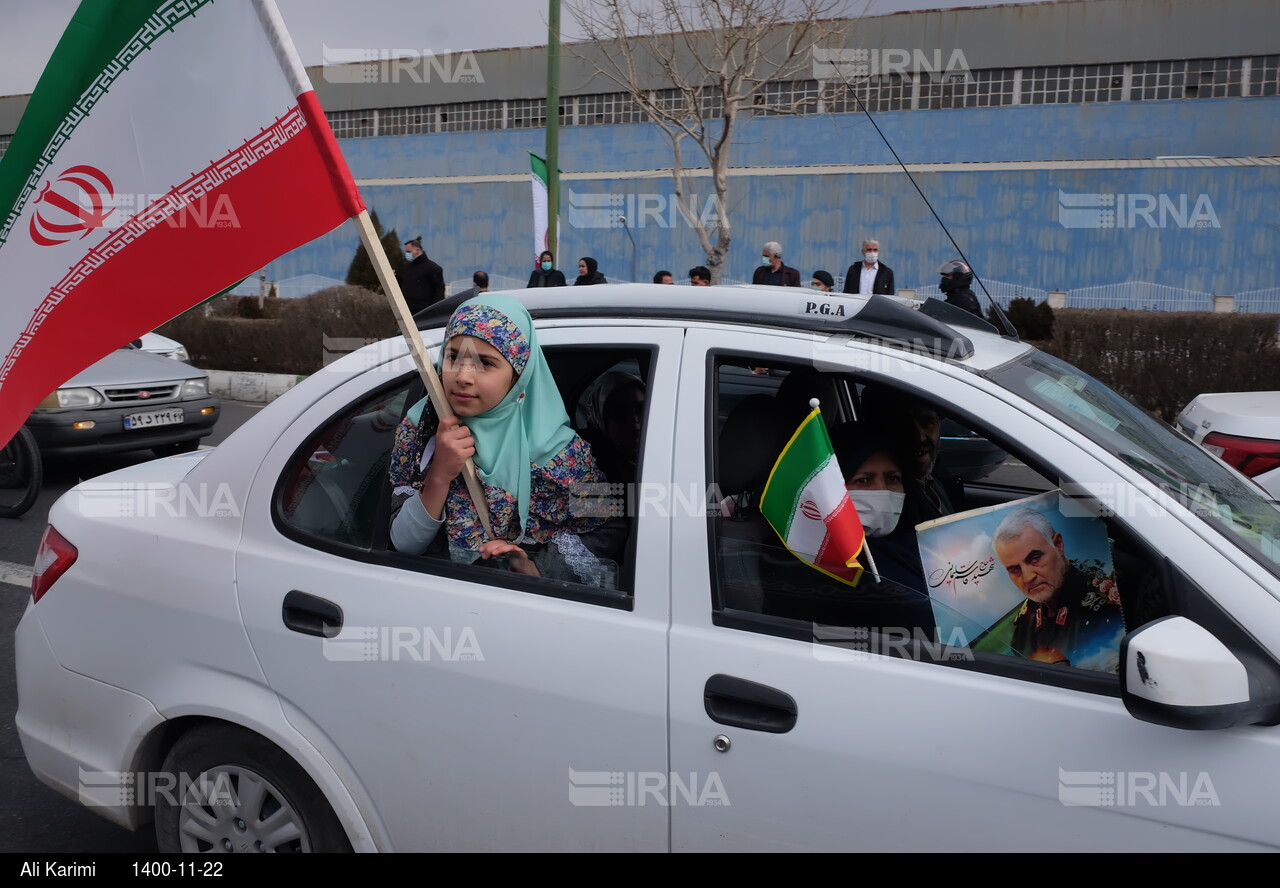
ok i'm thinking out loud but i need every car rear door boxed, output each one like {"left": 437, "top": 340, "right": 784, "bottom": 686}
{"left": 235, "top": 326, "right": 682, "bottom": 851}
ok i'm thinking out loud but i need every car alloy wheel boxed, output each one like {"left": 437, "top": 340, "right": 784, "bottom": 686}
{"left": 155, "top": 724, "right": 350, "bottom": 853}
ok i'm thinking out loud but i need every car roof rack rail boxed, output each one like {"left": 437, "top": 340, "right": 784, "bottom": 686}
{"left": 415, "top": 285, "right": 974, "bottom": 360}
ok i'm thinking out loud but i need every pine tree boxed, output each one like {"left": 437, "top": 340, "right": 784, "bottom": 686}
{"left": 345, "top": 210, "right": 408, "bottom": 294}
{"left": 382, "top": 227, "right": 407, "bottom": 280}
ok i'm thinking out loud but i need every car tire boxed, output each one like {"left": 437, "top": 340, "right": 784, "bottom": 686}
{"left": 152, "top": 439, "right": 200, "bottom": 458}
{"left": 155, "top": 724, "right": 351, "bottom": 853}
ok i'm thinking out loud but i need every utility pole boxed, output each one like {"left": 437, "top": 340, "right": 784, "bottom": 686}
{"left": 546, "top": 0, "right": 561, "bottom": 259}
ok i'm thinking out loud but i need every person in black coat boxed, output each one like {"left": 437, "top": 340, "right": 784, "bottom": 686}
{"left": 938, "top": 259, "right": 982, "bottom": 316}
{"left": 751, "top": 241, "right": 801, "bottom": 287}
{"left": 396, "top": 236, "right": 445, "bottom": 315}
{"left": 574, "top": 257, "right": 607, "bottom": 285}
{"left": 841, "top": 238, "right": 895, "bottom": 295}
{"left": 527, "top": 250, "right": 567, "bottom": 287}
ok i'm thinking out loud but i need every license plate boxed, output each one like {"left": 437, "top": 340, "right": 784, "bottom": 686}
{"left": 123, "top": 408, "right": 184, "bottom": 430}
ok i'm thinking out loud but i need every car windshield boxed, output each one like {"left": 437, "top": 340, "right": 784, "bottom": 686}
{"left": 986, "top": 349, "right": 1280, "bottom": 581}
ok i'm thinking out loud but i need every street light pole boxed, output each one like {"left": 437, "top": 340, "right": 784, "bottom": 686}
{"left": 620, "top": 215, "right": 637, "bottom": 282}
{"left": 546, "top": 0, "right": 561, "bottom": 260}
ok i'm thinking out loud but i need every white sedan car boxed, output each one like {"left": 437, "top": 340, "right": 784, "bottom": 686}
{"left": 1177, "top": 391, "right": 1280, "bottom": 498}
{"left": 16, "top": 286, "right": 1280, "bottom": 852}
{"left": 134, "top": 330, "right": 191, "bottom": 362}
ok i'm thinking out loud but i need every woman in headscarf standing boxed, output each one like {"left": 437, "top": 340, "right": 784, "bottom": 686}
{"left": 574, "top": 256, "right": 607, "bottom": 285}
{"left": 527, "top": 250, "right": 567, "bottom": 287}
{"left": 389, "top": 294, "right": 614, "bottom": 584}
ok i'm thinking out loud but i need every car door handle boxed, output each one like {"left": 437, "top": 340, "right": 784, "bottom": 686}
{"left": 282, "top": 590, "right": 344, "bottom": 638}
{"left": 703, "top": 674, "right": 797, "bottom": 734}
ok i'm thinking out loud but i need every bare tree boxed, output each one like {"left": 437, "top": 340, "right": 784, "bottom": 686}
{"left": 565, "top": 0, "right": 854, "bottom": 283}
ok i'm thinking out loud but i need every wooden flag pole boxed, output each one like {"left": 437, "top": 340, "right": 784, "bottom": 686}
{"left": 352, "top": 210, "right": 494, "bottom": 540}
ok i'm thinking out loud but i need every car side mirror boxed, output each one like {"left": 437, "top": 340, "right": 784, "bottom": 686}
{"left": 1121, "top": 616, "right": 1280, "bottom": 730}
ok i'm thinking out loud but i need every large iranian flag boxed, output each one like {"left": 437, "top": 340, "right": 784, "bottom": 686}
{"left": 0, "top": 0, "right": 364, "bottom": 448}
{"left": 759, "top": 408, "right": 866, "bottom": 586}
{"left": 529, "top": 152, "right": 557, "bottom": 267}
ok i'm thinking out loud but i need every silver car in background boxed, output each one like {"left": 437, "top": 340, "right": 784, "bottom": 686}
{"left": 26, "top": 345, "right": 220, "bottom": 458}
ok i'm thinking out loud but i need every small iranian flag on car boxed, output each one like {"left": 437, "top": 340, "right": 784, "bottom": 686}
{"left": 0, "top": 0, "right": 365, "bottom": 449}
{"left": 759, "top": 406, "right": 867, "bottom": 586}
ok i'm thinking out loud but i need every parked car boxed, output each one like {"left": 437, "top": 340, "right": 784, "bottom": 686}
{"left": 25, "top": 346, "right": 220, "bottom": 458}
{"left": 16, "top": 286, "right": 1280, "bottom": 852}
{"left": 1176, "top": 391, "right": 1280, "bottom": 498}
{"left": 134, "top": 331, "right": 190, "bottom": 363}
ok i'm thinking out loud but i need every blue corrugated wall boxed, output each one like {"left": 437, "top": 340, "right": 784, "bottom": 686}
{"left": 264, "top": 97, "right": 1280, "bottom": 301}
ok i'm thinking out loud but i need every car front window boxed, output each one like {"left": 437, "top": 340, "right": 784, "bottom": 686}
{"left": 987, "top": 350, "right": 1280, "bottom": 580}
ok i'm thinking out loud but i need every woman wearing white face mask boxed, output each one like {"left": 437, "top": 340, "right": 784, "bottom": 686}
{"left": 831, "top": 423, "right": 929, "bottom": 599}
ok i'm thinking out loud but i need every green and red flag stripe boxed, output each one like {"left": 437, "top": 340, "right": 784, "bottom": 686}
{"left": 0, "top": 0, "right": 364, "bottom": 447}
{"left": 759, "top": 407, "right": 867, "bottom": 586}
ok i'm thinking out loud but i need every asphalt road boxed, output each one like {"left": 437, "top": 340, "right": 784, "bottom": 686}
{"left": 0, "top": 402, "right": 260, "bottom": 854}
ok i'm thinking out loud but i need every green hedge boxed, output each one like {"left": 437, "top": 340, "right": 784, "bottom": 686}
{"left": 1039, "top": 310, "right": 1280, "bottom": 423}
{"left": 159, "top": 287, "right": 398, "bottom": 376}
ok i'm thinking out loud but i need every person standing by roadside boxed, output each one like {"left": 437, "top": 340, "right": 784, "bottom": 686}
{"left": 842, "top": 238, "right": 895, "bottom": 296}
{"left": 752, "top": 242, "right": 801, "bottom": 287}
{"left": 574, "top": 257, "right": 607, "bottom": 285}
{"left": 397, "top": 236, "right": 445, "bottom": 315}
{"left": 811, "top": 270, "right": 835, "bottom": 292}
{"left": 653, "top": 270, "right": 674, "bottom": 284}
{"left": 527, "top": 250, "right": 567, "bottom": 288}
{"left": 689, "top": 266, "right": 712, "bottom": 286}
{"left": 451, "top": 270, "right": 490, "bottom": 304}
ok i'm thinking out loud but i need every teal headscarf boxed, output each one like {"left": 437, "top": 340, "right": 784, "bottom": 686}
{"left": 438, "top": 294, "right": 575, "bottom": 532}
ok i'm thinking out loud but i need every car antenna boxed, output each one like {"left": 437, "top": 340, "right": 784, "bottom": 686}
{"left": 833, "top": 74, "right": 1019, "bottom": 339}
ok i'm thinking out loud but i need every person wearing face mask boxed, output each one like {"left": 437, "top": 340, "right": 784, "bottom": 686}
{"left": 830, "top": 422, "right": 928, "bottom": 598}
{"left": 841, "top": 238, "right": 896, "bottom": 296}
{"left": 811, "top": 270, "right": 834, "bottom": 292}
{"left": 397, "top": 236, "right": 446, "bottom": 315}
{"left": 751, "top": 242, "right": 801, "bottom": 287}
{"left": 527, "top": 250, "right": 567, "bottom": 288}
{"left": 938, "top": 259, "right": 982, "bottom": 316}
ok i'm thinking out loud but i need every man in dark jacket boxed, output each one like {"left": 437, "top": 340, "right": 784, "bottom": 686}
{"left": 449, "top": 270, "right": 490, "bottom": 305}
{"left": 396, "top": 236, "right": 445, "bottom": 315}
{"left": 841, "top": 238, "right": 895, "bottom": 295}
{"left": 751, "top": 241, "right": 801, "bottom": 287}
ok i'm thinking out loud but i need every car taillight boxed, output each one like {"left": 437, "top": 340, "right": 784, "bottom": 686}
{"left": 31, "top": 525, "right": 77, "bottom": 603}
{"left": 1202, "top": 432, "right": 1280, "bottom": 479}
